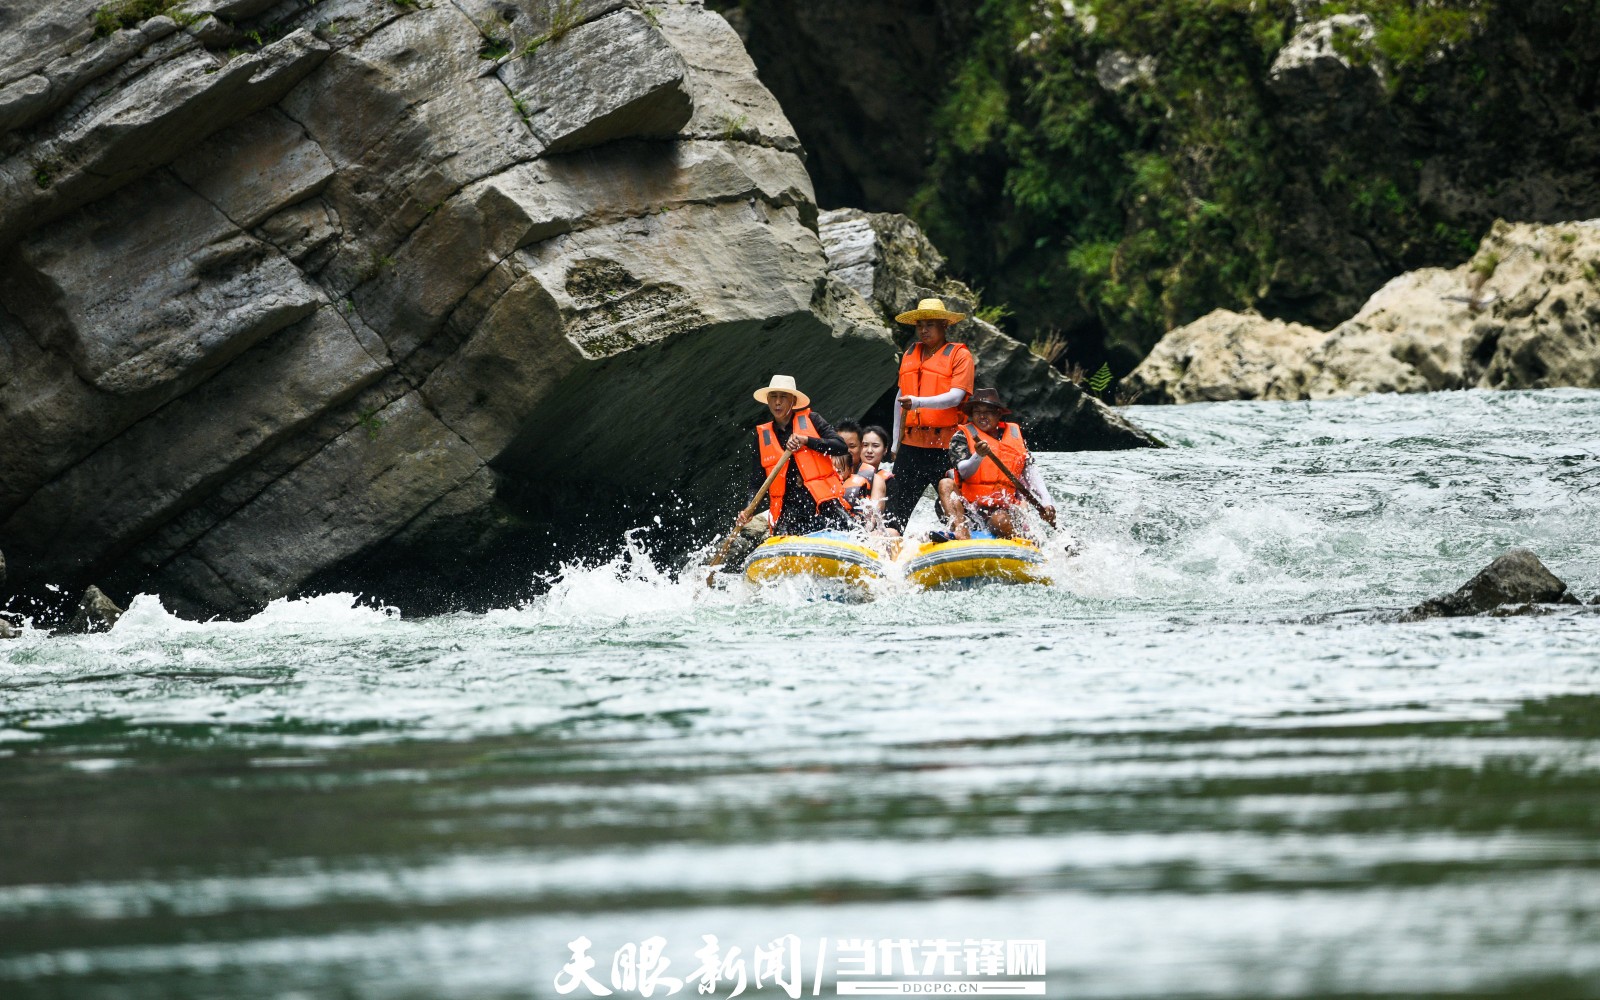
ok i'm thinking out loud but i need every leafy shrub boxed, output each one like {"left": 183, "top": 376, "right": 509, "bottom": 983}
{"left": 906, "top": 0, "right": 1586, "bottom": 367}
{"left": 93, "top": 0, "right": 184, "bottom": 36}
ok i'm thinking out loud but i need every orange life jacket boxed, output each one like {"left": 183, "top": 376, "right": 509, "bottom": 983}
{"left": 897, "top": 341, "right": 972, "bottom": 432}
{"left": 842, "top": 464, "right": 880, "bottom": 506}
{"left": 958, "top": 422, "right": 1029, "bottom": 506}
{"left": 758, "top": 409, "right": 848, "bottom": 523}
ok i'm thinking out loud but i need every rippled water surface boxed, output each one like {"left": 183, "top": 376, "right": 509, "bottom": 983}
{"left": 4, "top": 390, "right": 1600, "bottom": 999}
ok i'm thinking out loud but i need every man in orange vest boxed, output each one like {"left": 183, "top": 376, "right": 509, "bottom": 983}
{"left": 886, "top": 298, "right": 976, "bottom": 531}
{"left": 736, "top": 375, "right": 854, "bottom": 537}
{"left": 937, "top": 388, "right": 1057, "bottom": 540}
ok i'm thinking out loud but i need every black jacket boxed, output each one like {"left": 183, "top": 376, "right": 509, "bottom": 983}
{"left": 748, "top": 411, "right": 849, "bottom": 504}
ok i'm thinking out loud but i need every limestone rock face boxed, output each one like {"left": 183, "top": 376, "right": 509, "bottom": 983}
{"left": 500, "top": 9, "right": 692, "bottom": 154}
{"left": 0, "top": 0, "right": 896, "bottom": 616}
{"left": 819, "top": 208, "right": 1162, "bottom": 451}
{"left": 1269, "top": 15, "right": 1384, "bottom": 107}
{"left": 1128, "top": 220, "right": 1600, "bottom": 403}
{"left": 1405, "top": 548, "right": 1578, "bottom": 620}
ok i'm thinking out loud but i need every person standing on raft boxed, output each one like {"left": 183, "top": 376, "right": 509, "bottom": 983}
{"left": 885, "top": 298, "right": 976, "bottom": 531}
{"left": 737, "top": 375, "right": 854, "bottom": 537}
{"left": 937, "top": 388, "right": 1057, "bottom": 540}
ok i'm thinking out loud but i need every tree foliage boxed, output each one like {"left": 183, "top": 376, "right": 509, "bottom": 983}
{"left": 907, "top": 0, "right": 1595, "bottom": 367}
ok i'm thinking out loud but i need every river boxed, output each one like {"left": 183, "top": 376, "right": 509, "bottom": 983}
{"left": 3, "top": 389, "right": 1599, "bottom": 999}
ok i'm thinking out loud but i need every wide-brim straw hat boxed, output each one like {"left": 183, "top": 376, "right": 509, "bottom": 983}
{"left": 895, "top": 297, "right": 968, "bottom": 325}
{"left": 753, "top": 374, "right": 810, "bottom": 408}
{"left": 964, "top": 387, "right": 1012, "bottom": 416}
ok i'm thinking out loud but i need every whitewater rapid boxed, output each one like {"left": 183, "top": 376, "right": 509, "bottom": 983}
{"left": 3, "top": 389, "right": 1599, "bottom": 999}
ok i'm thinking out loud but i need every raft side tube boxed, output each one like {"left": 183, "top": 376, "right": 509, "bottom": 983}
{"left": 903, "top": 536, "right": 1052, "bottom": 590}
{"left": 745, "top": 531, "right": 886, "bottom": 587}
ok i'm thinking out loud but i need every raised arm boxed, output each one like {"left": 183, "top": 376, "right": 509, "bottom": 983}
{"left": 801, "top": 413, "right": 850, "bottom": 456}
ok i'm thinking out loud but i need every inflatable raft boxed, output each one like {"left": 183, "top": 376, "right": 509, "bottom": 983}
{"left": 744, "top": 531, "right": 885, "bottom": 589}
{"left": 900, "top": 532, "right": 1052, "bottom": 590}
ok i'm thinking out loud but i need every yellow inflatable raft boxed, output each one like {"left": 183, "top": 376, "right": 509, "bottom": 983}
{"left": 901, "top": 534, "right": 1052, "bottom": 590}
{"left": 745, "top": 531, "right": 885, "bottom": 588}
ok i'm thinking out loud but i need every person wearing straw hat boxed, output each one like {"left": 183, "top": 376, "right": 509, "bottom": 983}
{"left": 737, "top": 374, "right": 854, "bottom": 538}
{"left": 885, "top": 298, "right": 976, "bottom": 531}
{"left": 937, "top": 387, "right": 1057, "bottom": 540}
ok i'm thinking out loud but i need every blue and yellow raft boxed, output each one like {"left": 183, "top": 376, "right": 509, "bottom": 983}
{"left": 744, "top": 531, "right": 885, "bottom": 589}
{"left": 744, "top": 530, "right": 1052, "bottom": 591}
{"left": 899, "top": 532, "right": 1052, "bottom": 590}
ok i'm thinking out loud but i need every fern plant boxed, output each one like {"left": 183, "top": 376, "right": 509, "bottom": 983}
{"left": 1087, "top": 362, "right": 1113, "bottom": 394}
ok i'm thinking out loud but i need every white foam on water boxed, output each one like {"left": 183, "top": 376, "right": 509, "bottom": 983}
{"left": 490, "top": 528, "right": 731, "bottom": 627}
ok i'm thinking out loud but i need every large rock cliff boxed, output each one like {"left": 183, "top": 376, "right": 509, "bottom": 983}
{"left": 0, "top": 0, "right": 897, "bottom": 617}
{"left": 1, "top": 0, "right": 1160, "bottom": 619}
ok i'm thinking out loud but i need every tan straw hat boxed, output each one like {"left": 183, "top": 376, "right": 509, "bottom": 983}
{"left": 753, "top": 374, "right": 810, "bottom": 408}
{"left": 895, "top": 297, "right": 967, "bottom": 325}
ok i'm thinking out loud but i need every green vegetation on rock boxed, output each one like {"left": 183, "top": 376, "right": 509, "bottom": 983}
{"left": 93, "top": 0, "right": 196, "bottom": 35}
{"left": 905, "top": 0, "right": 1600, "bottom": 367}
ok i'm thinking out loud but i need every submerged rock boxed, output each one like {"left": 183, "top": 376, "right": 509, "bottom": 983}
{"left": 1404, "top": 548, "right": 1580, "bottom": 620}
{"left": 819, "top": 208, "right": 1162, "bottom": 450}
{"left": 0, "top": 1, "right": 896, "bottom": 616}
{"left": 63, "top": 585, "right": 124, "bottom": 635}
{"left": 1129, "top": 220, "right": 1600, "bottom": 403}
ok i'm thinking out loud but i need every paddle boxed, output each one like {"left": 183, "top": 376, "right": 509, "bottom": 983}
{"left": 705, "top": 451, "right": 792, "bottom": 582}
{"left": 973, "top": 440, "right": 1056, "bottom": 527}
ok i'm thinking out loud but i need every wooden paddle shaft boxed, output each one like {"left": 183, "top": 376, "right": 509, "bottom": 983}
{"left": 707, "top": 450, "right": 792, "bottom": 569}
{"left": 978, "top": 444, "right": 1050, "bottom": 516}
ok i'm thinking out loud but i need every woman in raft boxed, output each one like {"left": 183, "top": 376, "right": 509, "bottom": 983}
{"left": 936, "top": 388, "right": 1057, "bottom": 541}
{"left": 842, "top": 425, "right": 896, "bottom": 535}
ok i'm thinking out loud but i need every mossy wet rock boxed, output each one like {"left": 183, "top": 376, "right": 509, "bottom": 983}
{"left": 819, "top": 208, "right": 1161, "bottom": 451}
{"left": 1129, "top": 221, "right": 1600, "bottom": 403}
{"left": 0, "top": 0, "right": 895, "bottom": 616}
{"left": 1404, "top": 548, "right": 1579, "bottom": 621}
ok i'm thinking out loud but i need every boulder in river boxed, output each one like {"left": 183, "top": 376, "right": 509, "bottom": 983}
{"left": 1121, "top": 310, "right": 1328, "bottom": 405}
{"left": 1404, "top": 548, "right": 1580, "bottom": 621}
{"left": 1127, "top": 219, "right": 1600, "bottom": 403}
{"left": 63, "top": 585, "right": 124, "bottom": 635}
